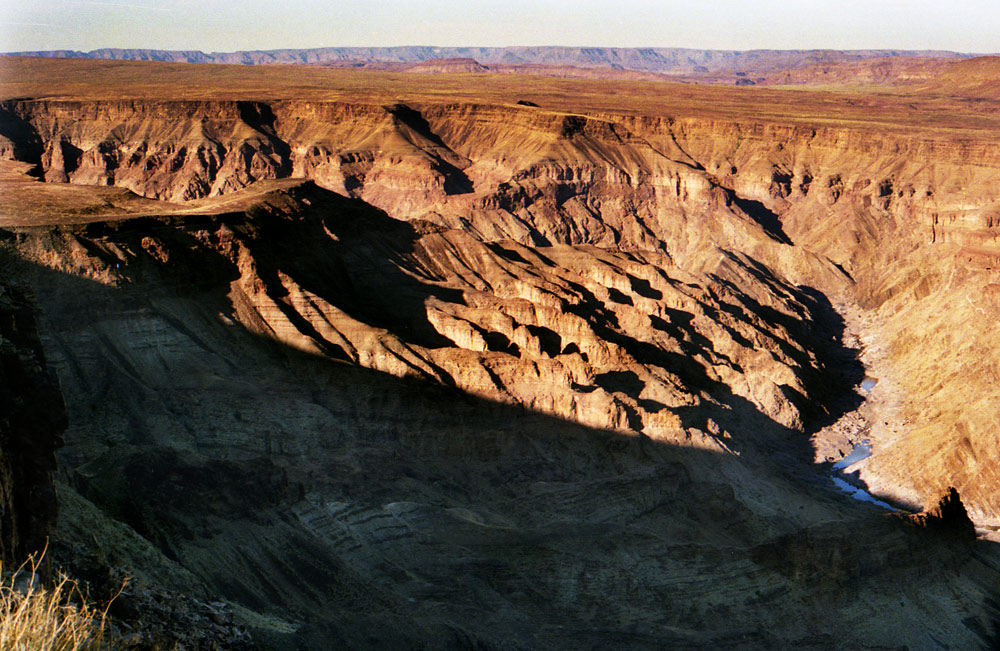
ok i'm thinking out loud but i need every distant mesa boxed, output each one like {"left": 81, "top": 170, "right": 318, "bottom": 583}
{"left": 5, "top": 46, "right": 992, "bottom": 90}
{"left": 401, "top": 58, "right": 490, "bottom": 74}
{"left": 5, "top": 46, "right": 976, "bottom": 83}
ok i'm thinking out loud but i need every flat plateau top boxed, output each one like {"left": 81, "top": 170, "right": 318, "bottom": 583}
{"left": 4, "top": 56, "right": 1000, "bottom": 139}
{"left": 0, "top": 160, "right": 316, "bottom": 227}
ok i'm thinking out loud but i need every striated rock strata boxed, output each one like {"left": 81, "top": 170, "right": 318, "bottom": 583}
{"left": 2, "top": 67, "right": 1000, "bottom": 647}
{"left": 5, "top": 93, "right": 1000, "bottom": 522}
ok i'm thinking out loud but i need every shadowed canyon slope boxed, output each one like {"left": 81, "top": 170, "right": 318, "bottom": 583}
{"left": 2, "top": 57, "right": 1000, "bottom": 648}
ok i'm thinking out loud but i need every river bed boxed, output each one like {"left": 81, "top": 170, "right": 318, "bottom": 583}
{"left": 830, "top": 440, "right": 896, "bottom": 510}
{"left": 811, "top": 365, "right": 896, "bottom": 510}
{"left": 830, "top": 438, "right": 897, "bottom": 511}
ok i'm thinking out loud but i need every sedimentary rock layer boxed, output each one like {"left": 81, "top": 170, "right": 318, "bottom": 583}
{"left": 2, "top": 63, "right": 1000, "bottom": 647}
{"left": 4, "top": 93, "right": 1000, "bottom": 522}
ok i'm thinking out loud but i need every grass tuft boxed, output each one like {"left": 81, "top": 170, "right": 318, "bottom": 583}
{"left": 0, "top": 550, "right": 123, "bottom": 651}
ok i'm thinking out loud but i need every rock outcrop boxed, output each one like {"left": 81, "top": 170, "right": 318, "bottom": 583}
{"left": 6, "top": 88, "right": 1000, "bottom": 522}
{"left": 2, "top": 59, "right": 1000, "bottom": 648}
{"left": 910, "top": 486, "right": 978, "bottom": 541}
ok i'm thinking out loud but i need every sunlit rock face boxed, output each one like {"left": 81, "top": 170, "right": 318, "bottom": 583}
{"left": 2, "top": 60, "right": 1000, "bottom": 648}
{"left": 9, "top": 92, "right": 1000, "bottom": 522}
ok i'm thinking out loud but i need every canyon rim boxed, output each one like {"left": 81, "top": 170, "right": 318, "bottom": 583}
{"left": 1, "top": 38, "right": 1000, "bottom": 650}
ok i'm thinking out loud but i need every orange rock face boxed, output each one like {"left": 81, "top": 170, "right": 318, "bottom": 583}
{"left": 7, "top": 88, "right": 1000, "bottom": 523}
{"left": 2, "top": 58, "right": 1000, "bottom": 648}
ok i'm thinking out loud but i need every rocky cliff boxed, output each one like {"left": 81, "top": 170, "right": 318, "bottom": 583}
{"left": 5, "top": 92, "right": 1000, "bottom": 522}
{"left": 2, "top": 63, "right": 1000, "bottom": 647}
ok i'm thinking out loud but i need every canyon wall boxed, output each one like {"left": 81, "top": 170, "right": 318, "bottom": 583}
{"left": 2, "top": 92, "right": 1000, "bottom": 646}
{"left": 4, "top": 181, "right": 997, "bottom": 648}
{"left": 3, "top": 97, "right": 1000, "bottom": 521}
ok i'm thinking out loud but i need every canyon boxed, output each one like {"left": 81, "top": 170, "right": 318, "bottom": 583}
{"left": 1, "top": 55, "right": 1000, "bottom": 648}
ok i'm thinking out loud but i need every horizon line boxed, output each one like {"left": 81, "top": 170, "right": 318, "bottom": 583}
{"left": 3, "top": 45, "right": 990, "bottom": 57}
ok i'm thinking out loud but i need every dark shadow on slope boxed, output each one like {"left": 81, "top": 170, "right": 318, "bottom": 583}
{"left": 628, "top": 273, "right": 662, "bottom": 300}
{"left": 484, "top": 242, "right": 531, "bottom": 265}
{"left": 557, "top": 267, "right": 854, "bottom": 465}
{"left": 594, "top": 370, "right": 644, "bottom": 396}
{"left": 438, "top": 161, "right": 475, "bottom": 195}
{"left": 57, "top": 141, "right": 83, "bottom": 176}
{"left": 7, "top": 247, "right": 801, "bottom": 648}
{"left": 731, "top": 194, "right": 793, "bottom": 246}
{"left": 606, "top": 286, "right": 633, "bottom": 305}
{"left": 706, "top": 252, "right": 866, "bottom": 433}
{"left": 386, "top": 104, "right": 449, "bottom": 150}
{"left": 236, "top": 101, "right": 293, "bottom": 176}
{"left": 3, "top": 186, "right": 993, "bottom": 651}
{"left": 650, "top": 310, "right": 743, "bottom": 373}
{"left": 386, "top": 103, "right": 473, "bottom": 195}
{"left": 0, "top": 102, "right": 44, "bottom": 165}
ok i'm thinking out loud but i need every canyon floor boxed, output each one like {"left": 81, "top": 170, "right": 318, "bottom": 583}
{"left": 2, "top": 56, "right": 1000, "bottom": 649}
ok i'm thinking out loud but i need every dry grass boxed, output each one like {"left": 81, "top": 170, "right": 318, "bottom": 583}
{"left": 0, "top": 552, "right": 122, "bottom": 651}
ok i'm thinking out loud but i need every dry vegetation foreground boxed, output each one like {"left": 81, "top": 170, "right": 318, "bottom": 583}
{"left": 2, "top": 55, "right": 1000, "bottom": 648}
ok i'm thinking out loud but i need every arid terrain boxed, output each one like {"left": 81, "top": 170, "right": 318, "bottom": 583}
{"left": 7, "top": 46, "right": 975, "bottom": 87}
{"left": 7, "top": 45, "right": 970, "bottom": 73}
{"left": 1, "top": 54, "right": 1000, "bottom": 649}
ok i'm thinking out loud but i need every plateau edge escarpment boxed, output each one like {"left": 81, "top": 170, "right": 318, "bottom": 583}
{"left": 1, "top": 56, "right": 999, "bottom": 648}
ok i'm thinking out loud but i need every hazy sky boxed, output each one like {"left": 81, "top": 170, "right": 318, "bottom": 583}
{"left": 0, "top": 0, "right": 997, "bottom": 54}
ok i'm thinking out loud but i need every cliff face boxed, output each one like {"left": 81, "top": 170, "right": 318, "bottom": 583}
{"left": 9, "top": 97, "right": 1000, "bottom": 266}
{"left": 2, "top": 87, "right": 1000, "bottom": 647}
{"left": 5, "top": 96, "right": 1000, "bottom": 521}
{"left": 0, "top": 280, "right": 65, "bottom": 564}
{"left": 0, "top": 97, "right": 879, "bottom": 281}
{"left": 3, "top": 100, "right": 289, "bottom": 202}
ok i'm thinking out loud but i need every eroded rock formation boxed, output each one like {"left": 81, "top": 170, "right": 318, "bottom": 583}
{"left": 910, "top": 486, "right": 978, "bottom": 541}
{"left": 2, "top": 60, "right": 1000, "bottom": 648}
{"left": 5, "top": 92, "right": 1000, "bottom": 523}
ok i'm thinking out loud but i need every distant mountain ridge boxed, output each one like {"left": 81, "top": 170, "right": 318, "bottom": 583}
{"left": 5, "top": 46, "right": 978, "bottom": 75}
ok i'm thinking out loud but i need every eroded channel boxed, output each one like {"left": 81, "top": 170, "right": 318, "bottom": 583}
{"left": 811, "top": 304, "right": 903, "bottom": 512}
{"left": 830, "top": 440, "right": 895, "bottom": 510}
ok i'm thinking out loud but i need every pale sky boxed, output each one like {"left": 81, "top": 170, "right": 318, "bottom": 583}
{"left": 0, "top": 0, "right": 996, "bottom": 54}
